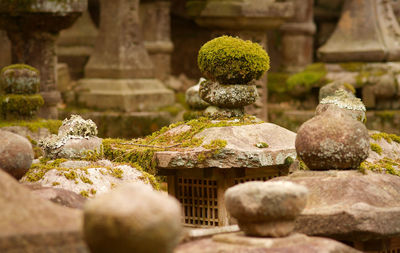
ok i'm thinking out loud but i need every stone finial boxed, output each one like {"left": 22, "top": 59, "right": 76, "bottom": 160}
{"left": 83, "top": 183, "right": 183, "bottom": 253}
{"left": 0, "top": 130, "right": 33, "bottom": 179}
{"left": 316, "top": 89, "right": 366, "bottom": 123}
{"left": 197, "top": 36, "right": 270, "bottom": 118}
{"left": 319, "top": 82, "right": 355, "bottom": 102}
{"left": 296, "top": 109, "right": 369, "bottom": 170}
{"left": 0, "top": 64, "right": 44, "bottom": 120}
{"left": 225, "top": 181, "right": 308, "bottom": 237}
{"left": 39, "top": 115, "right": 101, "bottom": 159}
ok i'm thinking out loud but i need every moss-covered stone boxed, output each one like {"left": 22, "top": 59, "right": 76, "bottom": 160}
{"left": 1, "top": 64, "right": 40, "bottom": 95}
{"left": 0, "top": 94, "right": 44, "bottom": 119}
{"left": 359, "top": 157, "right": 400, "bottom": 176}
{"left": 370, "top": 132, "right": 400, "bottom": 144}
{"left": 286, "top": 63, "right": 327, "bottom": 93}
{"left": 198, "top": 36, "right": 270, "bottom": 84}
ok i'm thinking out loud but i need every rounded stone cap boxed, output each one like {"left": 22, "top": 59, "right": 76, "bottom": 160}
{"left": 225, "top": 181, "right": 308, "bottom": 222}
{"left": 1, "top": 64, "right": 39, "bottom": 94}
{"left": 0, "top": 130, "right": 33, "bottom": 179}
{"left": 296, "top": 109, "right": 369, "bottom": 170}
{"left": 84, "top": 183, "right": 183, "bottom": 253}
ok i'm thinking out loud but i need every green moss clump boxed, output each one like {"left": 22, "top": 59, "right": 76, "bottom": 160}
{"left": 359, "top": 158, "right": 400, "bottom": 176}
{"left": 286, "top": 63, "right": 327, "bottom": 92}
{"left": 0, "top": 94, "right": 44, "bottom": 119}
{"left": 255, "top": 142, "right": 269, "bottom": 148}
{"left": 370, "top": 132, "right": 400, "bottom": 144}
{"left": 52, "top": 182, "right": 60, "bottom": 186}
{"left": 80, "top": 175, "right": 93, "bottom": 184}
{"left": 64, "top": 170, "right": 78, "bottom": 180}
{"left": 109, "top": 168, "right": 123, "bottom": 179}
{"left": 202, "top": 139, "right": 227, "bottom": 150}
{"left": 339, "top": 62, "right": 365, "bottom": 72}
{"left": 343, "top": 83, "right": 356, "bottom": 94}
{"left": 90, "top": 188, "right": 97, "bottom": 195}
{"left": 198, "top": 35, "right": 270, "bottom": 84}
{"left": 80, "top": 190, "right": 89, "bottom": 198}
{"left": 370, "top": 143, "right": 382, "bottom": 155}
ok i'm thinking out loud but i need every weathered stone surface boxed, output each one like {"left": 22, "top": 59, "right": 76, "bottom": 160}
{"left": 0, "top": 64, "right": 39, "bottom": 94}
{"left": 21, "top": 159, "right": 152, "bottom": 198}
{"left": 296, "top": 109, "right": 369, "bottom": 170}
{"left": 204, "top": 106, "right": 245, "bottom": 118}
{"left": 0, "top": 169, "right": 86, "bottom": 252}
{"left": 0, "top": 125, "right": 51, "bottom": 143}
{"left": 199, "top": 80, "right": 258, "bottom": 108}
{"left": 185, "top": 79, "right": 209, "bottom": 110}
{"left": 319, "top": 81, "right": 355, "bottom": 101}
{"left": 39, "top": 115, "right": 102, "bottom": 159}
{"left": 0, "top": 130, "right": 33, "bottom": 179}
{"left": 316, "top": 89, "right": 366, "bottom": 122}
{"left": 84, "top": 183, "right": 182, "bottom": 253}
{"left": 272, "top": 170, "right": 400, "bottom": 242}
{"left": 176, "top": 233, "right": 361, "bottom": 253}
{"left": 156, "top": 122, "right": 296, "bottom": 169}
{"left": 318, "top": 0, "right": 400, "bottom": 62}
{"left": 225, "top": 181, "right": 308, "bottom": 237}
{"left": 25, "top": 184, "right": 86, "bottom": 209}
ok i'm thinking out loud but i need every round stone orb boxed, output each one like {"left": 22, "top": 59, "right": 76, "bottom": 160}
{"left": 225, "top": 181, "right": 308, "bottom": 237}
{"left": 84, "top": 183, "right": 183, "bottom": 253}
{"left": 296, "top": 109, "right": 369, "bottom": 170}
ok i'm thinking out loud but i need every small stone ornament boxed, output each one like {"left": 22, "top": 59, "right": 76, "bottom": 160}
{"left": 197, "top": 36, "right": 270, "bottom": 118}
{"left": 225, "top": 181, "right": 308, "bottom": 237}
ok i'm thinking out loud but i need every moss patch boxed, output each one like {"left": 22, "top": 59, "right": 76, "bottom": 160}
{"left": 370, "top": 132, "right": 400, "bottom": 144}
{"left": 0, "top": 118, "right": 62, "bottom": 134}
{"left": 0, "top": 94, "right": 44, "bottom": 119}
{"left": 286, "top": 63, "right": 327, "bottom": 92}
{"left": 198, "top": 35, "right": 270, "bottom": 84}
{"left": 100, "top": 116, "right": 260, "bottom": 175}
{"left": 370, "top": 143, "right": 382, "bottom": 155}
{"left": 359, "top": 157, "right": 400, "bottom": 176}
{"left": 339, "top": 62, "right": 365, "bottom": 72}
{"left": 1, "top": 64, "right": 39, "bottom": 74}
{"left": 255, "top": 142, "right": 269, "bottom": 148}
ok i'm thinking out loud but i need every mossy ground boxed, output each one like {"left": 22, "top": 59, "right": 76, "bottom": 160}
{"left": 0, "top": 94, "right": 44, "bottom": 119}
{"left": 0, "top": 118, "right": 62, "bottom": 134}
{"left": 286, "top": 63, "right": 328, "bottom": 92}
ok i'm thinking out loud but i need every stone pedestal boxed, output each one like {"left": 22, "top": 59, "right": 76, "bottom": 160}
{"left": 140, "top": 1, "right": 174, "bottom": 81}
{"left": 280, "top": 0, "right": 316, "bottom": 72}
{"left": 0, "top": 1, "right": 87, "bottom": 119}
{"left": 155, "top": 122, "right": 297, "bottom": 227}
{"left": 318, "top": 0, "right": 400, "bottom": 62}
{"left": 187, "top": 0, "right": 294, "bottom": 121}
{"left": 57, "top": 11, "right": 98, "bottom": 80}
{"left": 77, "top": 0, "right": 174, "bottom": 113}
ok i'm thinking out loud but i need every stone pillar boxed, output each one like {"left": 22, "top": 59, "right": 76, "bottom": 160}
{"left": 318, "top": 0, "right": 400, "bottom": 62}
{"left": 186, "top": 0, "right": 294, "bottom": 121}
{"left": 57, "top": 11, "right": 99, "bottom": 80}
{"left": 0, "top": 1, "right": 87, "bottom": 119}
{"left": 140, "top": 1, "right": 174, "bottom": 81}
{"left": 280, "top": 0, "right": 315, "bottom": 72}
{"left": 0, "top": 30, "right": 11, "bottom": 69}
{"left": 77, "top": 0, "right": 174, "bottom": 112}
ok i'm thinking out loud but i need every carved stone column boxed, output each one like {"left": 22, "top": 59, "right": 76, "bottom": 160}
{"left": 77, "top": 0, "right": 174, "bottom": 112}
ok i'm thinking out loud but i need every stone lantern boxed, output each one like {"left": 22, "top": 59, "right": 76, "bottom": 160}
{"left": 0, "top": 0, "right": 87, "bottom": 119}
{"left": 186, "top": 0, "right": 294, "bottom": 121}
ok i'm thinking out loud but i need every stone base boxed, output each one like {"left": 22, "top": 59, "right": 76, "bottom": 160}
{"left": 76, "top": 78, "right": 175, "bottom": 112}
{"left": 239, "top": 220, "right": 295, "bottom": 238}
{"left": 176, "top": 232, "right": 360, "bottom": 252}
{"left": 59, "top": 109, "right": 175, "bottom": 138}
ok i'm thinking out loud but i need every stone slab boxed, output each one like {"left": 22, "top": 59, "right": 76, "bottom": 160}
{"left": 156, "top": 123, "right": 296, "bottom": 169}
{"left": 77, "top": 78, "right": 175, "bottom": 112}
{"left": 176, "top": 232, "right": 360, "bottom": 253}
{"left": 271, "top": 170, "right": 400, "bottom": 241}
{"left": 0, "top": 169, "right": 87, "bottom": 252}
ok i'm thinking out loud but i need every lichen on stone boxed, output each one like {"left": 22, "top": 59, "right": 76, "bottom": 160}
{"left": 320, "top": 89, "right": 366, "bottom": 112}
{"left": 198, "top": 35, "right": 270, "bottom": 84}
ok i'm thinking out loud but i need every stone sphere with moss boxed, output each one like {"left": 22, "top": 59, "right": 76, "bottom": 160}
{"left": 198, "top": 36, "right": 270, "bottom": 84}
